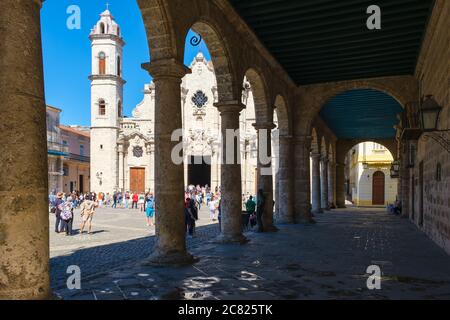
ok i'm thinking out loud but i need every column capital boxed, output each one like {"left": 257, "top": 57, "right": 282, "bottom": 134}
{"left": 279, "top": 135, "right": 293, "bottom": 143}
{"left": 214, "top": 101, "right": 245, "bottom": 114}
{"left": 293, "top": 135, "right": 312, "bottom": 144}
{"left": 311, "top": 152, "right": 321, "bottom": 160}
{"left": 141, "top": 59, "right": 191, "bottom": 80}
{"left": 252, "top": 122, "right": 276, "bottom": 130}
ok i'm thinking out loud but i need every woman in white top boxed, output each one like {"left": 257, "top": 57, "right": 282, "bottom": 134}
{"left": 209, "top": 196, "right": 217, "bottom": 221}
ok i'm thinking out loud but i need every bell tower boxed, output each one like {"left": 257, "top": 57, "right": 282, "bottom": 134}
{"left": 89, "top": 8, "right": 125, "bottom": 192}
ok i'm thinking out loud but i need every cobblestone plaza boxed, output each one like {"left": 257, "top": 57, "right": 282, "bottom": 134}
{"left": 51, "top": 207, "right": 450, "bottom": 300}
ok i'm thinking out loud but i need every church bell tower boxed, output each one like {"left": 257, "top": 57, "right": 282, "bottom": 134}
{"left": 89, "top": 8, "right": 125, "bottom": 193}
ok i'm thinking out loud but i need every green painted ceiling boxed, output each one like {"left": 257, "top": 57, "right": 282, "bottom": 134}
{"left": 229, "top": 0, "right": 435, "bottom": 85}
{"left": 320, "top": 89, "right": 403, "bottom": 139}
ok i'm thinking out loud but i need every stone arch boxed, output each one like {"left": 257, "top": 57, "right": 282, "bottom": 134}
{"left": 184, "top": 20, "right": 237, "bottom": 102}
{"left": 298, "top": 76, "right": 418, "bottom": 136}
{"left": 244, "top": 68, "right": 271, "bottom": 124}
{"left": 337, "top": 139, "right": 397, "bottom": 164}
{"left": 274, "top": 95, "right": 290, "bottom": 136}
{"left": 137, "top": 0, "right": 178, "bottom": 60}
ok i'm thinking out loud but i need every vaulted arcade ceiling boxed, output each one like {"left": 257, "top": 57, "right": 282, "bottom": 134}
{"left": 229, "top": 0, "right": 435, "bottom": 85}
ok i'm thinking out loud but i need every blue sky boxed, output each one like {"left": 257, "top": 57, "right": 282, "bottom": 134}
{"left": 41, "top": 0, "right": 210, "bottom": 126}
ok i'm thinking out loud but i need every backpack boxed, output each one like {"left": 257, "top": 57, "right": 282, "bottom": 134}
{"left": 59, "top": 203, "right": 72, "bottom": 221}
{"left": 146, "top": 197, "right": 154, "bottom": 209}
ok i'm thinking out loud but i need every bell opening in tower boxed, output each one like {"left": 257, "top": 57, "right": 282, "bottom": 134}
{"left": 188, "top": 156, "right": 211, "bottom": 187}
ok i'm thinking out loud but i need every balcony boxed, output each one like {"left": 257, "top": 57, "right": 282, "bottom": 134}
{"left": 47, "top": 140, "right": 69, "bottom": 156}
{"left": 66, "top": 153, "right": 91, "bottom": 163}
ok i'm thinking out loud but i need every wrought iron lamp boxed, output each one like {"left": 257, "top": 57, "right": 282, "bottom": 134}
{"left": 418, "top": 95, "right": 450, "bottom": 153}
{"left": 390, "top": 161, "right": 400, "bottom": 178}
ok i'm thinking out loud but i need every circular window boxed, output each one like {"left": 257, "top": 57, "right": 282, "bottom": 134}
{"left": 191, "top": 90, "right": 208, "bottom": 108}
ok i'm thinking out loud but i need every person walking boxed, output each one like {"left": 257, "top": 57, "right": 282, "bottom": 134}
{"left": 130, "top": 192, "right": 137, "bottom": 209}
{"left": 209, "top": 195, "right": 217, "bottom": 221}
{"left": 80, "top": 195, "right": 98, "bottom": 234}
{"left": 138, "top": 193, "right": 145, "bottom": 212}
{"left": 112, "top": 191, "right": 118, "bottom": 209}
{"left": 184, "top": 198, "right": 195, "bottom": 238}
{"left": 256, "top": 189, "right": 265, "bottom": 232}
{"left": 53, "top": 192, "right": 64, "bottom": 233}
{"left": 59, "top": 196, "right": 74, "bottom": 236}
{"left": 189, "top": 196, "right": 198, "bottom": 235}
{"left": 246, "top": 195, "right": 257, "bottom": 229}
{"left": 145, "top": 193, "right": 155, "bottom": 226}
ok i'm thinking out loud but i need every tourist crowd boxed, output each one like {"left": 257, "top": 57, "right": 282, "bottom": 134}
{"left": 49, "top": 185, "right": 266, "bottom": 238}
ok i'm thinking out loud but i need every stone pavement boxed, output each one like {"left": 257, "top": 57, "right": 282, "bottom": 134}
{"left": 53, "top": 207, "right": 450, "bottom": 300}
{"left": 50, "top": 205, "right": 220, "bottom": 288}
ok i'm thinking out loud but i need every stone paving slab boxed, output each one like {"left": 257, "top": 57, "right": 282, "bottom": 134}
{"left": 54, "top": 208, "right": 450, "bottom": 300}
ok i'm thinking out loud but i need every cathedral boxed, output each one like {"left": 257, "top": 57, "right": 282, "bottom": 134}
{"left": 89, "top": 9, "right": 270, "bottom": 195}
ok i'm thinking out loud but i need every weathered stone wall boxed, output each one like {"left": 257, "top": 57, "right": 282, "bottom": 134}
{"left": 412, "top": 0, "right": 450, "bottom": 254}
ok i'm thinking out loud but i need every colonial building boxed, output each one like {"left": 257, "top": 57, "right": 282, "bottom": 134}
{"left": 46, "top": 106, "right": 66, "bottom": 193}
{"left": 89, "top": 10, "right": 263, "bottom": 195}
{"left": 345, "top": 142, "right": 397, "bottom": 206}
{"left": 60, "top": 126, "right": 91, "bottom": 194}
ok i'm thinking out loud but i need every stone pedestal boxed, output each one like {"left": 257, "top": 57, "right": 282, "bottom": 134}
{"left": 0, "top": 0, "right": 51, "bottom": 299}
{"left": 336, "top": 162, "right": 346, "bottom": 208}
{"left": 311, "top": 153, "right": 323, "bottom": 213}
{"left": 142, "top": 59, "right": 196, "bottom": 265}
{"left": 320, "top": 158, "right": 330, "bottom": 210}
{"left": 215, "top": 102, "right": 248, "bottom": 244}
{"left": 277, "top": 136, "right": 295, "bottom": 223}
{"left": 254, "top": 122, "right": 278, "bottom": 232}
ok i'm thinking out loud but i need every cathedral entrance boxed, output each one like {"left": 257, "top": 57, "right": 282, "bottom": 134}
{"left": 130, "top": 168, "right": 145, "bottom": 193}
{"left": 188, "top": 156, "right": 211, "bottom": 187}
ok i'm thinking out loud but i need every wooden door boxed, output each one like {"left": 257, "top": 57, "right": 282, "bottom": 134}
{"left": 372, "top": 171, "right": 385, "bottom": 205}
{"left": 130, "top": 168, "right": 145, "bottom": 193}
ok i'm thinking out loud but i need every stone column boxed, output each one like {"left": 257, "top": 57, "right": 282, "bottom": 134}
{"left": 293, "top": 136, "right": 315, "bottom": 223}
{"left": 399, "top": 142, "right": 410, "bottom": 218}
{"left": 142, "top": 59, "right": 195, "bottom": 265}
{"left": 311, "top": 153, "right": 323, "bottom": 214}
{"left": 0, "top": 0, "right": 51, "bottom": 299}
{"left": 328, "top": 161, "right": 336, "bottom": 208}
{"left": 320, "top": 157, "right": 330, "bottom": 210}
{"left": 277, "top": 136, "right": 295, "bottom": 223}
{"left": 254, "top": 122, "right": 278, "bottom": 232}
{"left": 336, "top": 162, "right": 346, "bottom": 208}
{"left": 215, "top": 102, "right": 247, "bottom": 243}
{"left": 118, "top": 145, "right": 124, "bottom": 192}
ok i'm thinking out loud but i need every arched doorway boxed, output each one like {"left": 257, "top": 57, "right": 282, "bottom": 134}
{"left": 372, "top": 171, "right": 385, "bottom": 205}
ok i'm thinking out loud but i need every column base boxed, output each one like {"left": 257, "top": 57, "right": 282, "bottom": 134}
{"left": 143, "top": 250, "right": 198, "bottom": 267}
{"left": 214, "top": 233, "right": 249, "bottom": 244}
{"left": 263, "top": 225, "right": 279, "bottom": 232}
{"left": 337, "top": 205, "right": 346, "bottom": 209}
{"left": 276, "top": 216, "right": 295, "bottom": 224}
{"left": 311, "top": 209, "right": 323, "bottom": 214}
{"left": 0, "top": 287, "right": 53, "bottom": 300}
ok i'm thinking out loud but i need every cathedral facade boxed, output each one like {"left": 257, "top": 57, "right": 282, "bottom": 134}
{"left": 89, "top": 10, "right": 266, "bottom": 195}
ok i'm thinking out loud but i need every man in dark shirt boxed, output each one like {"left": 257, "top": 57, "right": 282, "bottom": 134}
{"left": 256, "top": 189, "right": 265, "bottom": 232}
